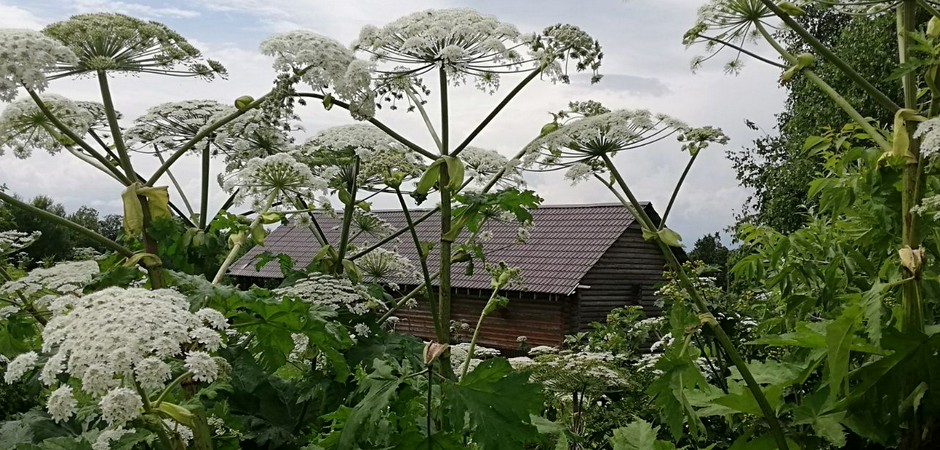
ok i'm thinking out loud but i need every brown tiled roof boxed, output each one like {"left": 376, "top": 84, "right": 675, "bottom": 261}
{"left": 229, "top": 203, "right": 651, "bottom": 295}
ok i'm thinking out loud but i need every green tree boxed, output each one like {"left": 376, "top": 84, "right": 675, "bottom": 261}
{"left": 6, "top": 195, "right": 73, "bottom": 264}
{"left": 729, "top": 7, "right": 900, "bottom": 233}
{"left": 688, "top": 232, "right": 730, "bottom": 288}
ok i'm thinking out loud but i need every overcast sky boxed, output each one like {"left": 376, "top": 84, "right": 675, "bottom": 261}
{"left": 0, "top": 0, "right": 787, "bottom": 247}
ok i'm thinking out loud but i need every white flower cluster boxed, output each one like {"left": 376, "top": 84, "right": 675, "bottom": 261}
{"left": 2, "top": 287, "right": 228, "bottom": 430}
{"left": 0, "top": 230, "right": 40, "bottom": 256}
{"left": 0, "top": 94, "right": 94, "bottom": 158}
{"left": 525, "top": 350, "right": 630, "bottom": 392}
{"left": 126, "top": 99, "right": 235, "bottom": 151}
{"left": 356, "top": 247, "right": 417, "bottom": 283}
{"left": 356, "top": 9, "right": 525, "bottom": 92}
{"left": 222, "top": 152, "right": 330, "bottom": 210}
{"left": 912, "top": 194, "right": 940, "bottom": 221}
{"left": 350, "top": 210, "right": 394, "bottom": 238}
{"left": 0, "top": 29, "right": 77, "bottom": 102}
{"left": 449, "top": 342, "right": 501, "bottom": 375}
{"left": 274, "top": 273, "right": 384, "bottom": 315}
{"left": 0, "top": 260, "right": 99, "bottom": 297}
{"left": 301, "top": 124, "right": 425, "bottom": 187}
{"left": 916, "top": 117, "right": 940, "bottom": 159}
{"left": 260, "top": 31, "right": 376, "bottom": 119}
{"left": 460, "top": 147, "right": 523, "bottom": 188}
{"left": 523, "top": 109, "right": 690, "bottom": 180}
{"left": 685, "top": 0, "right": 776, "bottom": 74}
{"left": 208, "top": 109, "right": 299, "bottom": 171}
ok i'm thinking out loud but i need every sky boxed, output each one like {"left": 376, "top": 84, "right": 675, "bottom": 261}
{"left": 0, "top": 0, "right": 787, "bottom": 247}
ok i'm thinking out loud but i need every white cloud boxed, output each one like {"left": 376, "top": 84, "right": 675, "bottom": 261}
{"left": 0, "top": 3, "right": 45, "bottom": 28}
{"left": 71, "top": 0, "right": 201, "bottom": 19}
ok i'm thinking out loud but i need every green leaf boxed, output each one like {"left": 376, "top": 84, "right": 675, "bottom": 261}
{"left": 442, "top": 155, "right": 465, "bottom": 190}
{"left": 338, "top": 360, "right": 407, "bottom": 449}
{"left": 826, "top": 305, "right": 862, "bottom": 399}
{"left": 155, "top": 402, "right": 195, "bottom": 428}
{"left": 412, "top": 158, "right": 446, "bottom": 203}
{"left": 445, "top": 359, "right": 543, "bottom": 450}
{"left": 610, "top": 419, "right": 664, "bottom": 450}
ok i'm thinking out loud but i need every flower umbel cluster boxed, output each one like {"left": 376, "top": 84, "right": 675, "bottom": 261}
{"left": 355, "top": 247, "right": 418, "bottom": 283}
{"left": 0, "top": 230, "right": 41, "bottom": 256}
{"left": 0, "top": 29, "right": 77, "bottom": 102}
{"left": 0, "top": 94, "right": 94, "bottom": 158}
{"left": 274, "top": 273, "right": 385, "bottom": 315}
{"left": 125, "top": 99, "right": 235, "bottom": 152}
{"left": 2, "top": 287, "right": 228, "bottom": 429}
{"left": 300, "top": 124, "right": 425, "bottom": 189}
{"left": 222, "top": 152, "right": 330, "bottom": 210}
{"left": 460, "top": 147, "right": 523, "bottom": 188}
{"left": 355, "top": 8, "right": 524, "bottom": 91}
{"left": 524, "top": 108, "right": 692, "bottom": 182}
{"left": 0, "top": 260, "right": 99, "bottom": 297}
{"left": 42, "top": 13, "right": 225, "bottom": 78}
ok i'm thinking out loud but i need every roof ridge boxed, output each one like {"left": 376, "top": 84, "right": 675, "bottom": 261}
{"left": 335, "top": 202, "right": 650, "bottom": 213}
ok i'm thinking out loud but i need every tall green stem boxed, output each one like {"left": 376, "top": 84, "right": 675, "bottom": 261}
{"left": 396, "top": 187, "right": 445, "bottom": 341}
{"left": 200, "top": 141, "right": 211, "bottom": 229}
{"left": 0, "top": 191, "right": 133, "bottom": 258}
{"left": 336, "top": 157, "right": 360, "bottom": 267}
{"left": 460, "top": 289, "right": 500, "bottom": 378}
{"left": 660, "top": 152, "right": 699, "bottom": 229}
{"left": 438, "top": 68, "right": 455, "bottom": 380}
{"left": 898, "top": 0, "right": 926, "bottom": 334}
{"left": 600, "top": 154, "right": 789, "bottom": 450}
{"left": 213, "top": 191, "right": 277, "bottom": 284}
{"left": 759, "top": 0, "right": 901, "bottom": 114}
{"left": 96, "top": 70, "right": 136, "bottom": 181}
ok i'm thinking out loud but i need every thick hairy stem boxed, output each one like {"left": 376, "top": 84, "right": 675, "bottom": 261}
{"left": 336, "top": 157, "right": 360, "bottom": 268}
{"left": 295, "top": 93, "right": 437, "bottom": 160}
{"left": 200, "top": 141, "right": 211, "bottom": 229}
{"left": 396, "top": 187, "right": 444, "bottom": 340}
{"left": 899, "top": 0, "right": 926, "bottom": 332}
{"left": 0, "top": 191, "right": 133, "bottom": 257}
{"left": 97, "top": 71, "right": 136, "bottom": 181}
{"left": 451, "top": 66, "right": 543, "bottom": 158}
{"left": 600, "top": 154, "right": 789, "bottom": 450}
{"left": 213, "top": 191, "right": 277, "bottom": 284}
{"left": 758, "top": 0, "right": 900, "bottom": 114}
{"left": 460, "top": 289, "right": 500, "bottom": 378}
{"left": 138, "top": 195, "right": 166, "bottom": 289}
{"left": 754, "top": 22, "right": 891, "bottom": 151}
{"left": 25, "top": 89, "right": 130, "bottom": 185}
{"left": 660, "top": 152, "right": 699, "bottom": 230}
{"left": 438, "top": 68, "right": 455, "bottom": 380}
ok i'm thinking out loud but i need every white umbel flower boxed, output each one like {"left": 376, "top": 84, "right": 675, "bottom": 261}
{"left": 222, "top": 152, "right": 329, "bottom": 209}
{"left": 32, "top": 287, "right": 224, "bottom": 397}
{"left": 195, "top": 308, "right": 229, "bottom": 330}
{"left": 3, "top": 351, "right": 38, "bottom": 384}
{"left": 92, "top": 427, "right": 134, "bottom": 450}
{"left": 99, "top": 387, "right": 143, "bottom": 426}
{"left": 46, "top": 384, "right": 78, "bottom": 423}
{"left": 125, "top": 99, "right": 234, "bottom": 151}
{"left": 184, "top": 351, "right": 218, "bottom": 383}
{"left": 916, "top": 117, "right": 940, "bottom": 159}
{"left": 0, "top": 230, "right": 41, "bottom": 256}
{"left": 354, "top": 9, "right": 523, "bottom": 89}
{"left": 356, "top": 247, "right": 417, "bottom": 283}
{"left": 0, "top": 29, "right": 78, "bottom": 102}
{"left": 0, "top": 260, "right": 98, "bottom": 296}
{"left": 460, "top": 146, "right": 523, "bottom": 188}
{"left": 301, "top": 124, "right": 425, "bottom": 188}
{"left": 274, "top": 273, "right": 383, "bottom": 316}
{"left": 0, "top": 94, "right": 95, "bottom": 158}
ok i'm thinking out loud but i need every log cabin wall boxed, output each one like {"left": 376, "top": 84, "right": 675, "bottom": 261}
{"left": 574, "top": 221, "right": 667, "bottom": 332}
{"left": 393, "top": 287, "right": 567, "bottom": 351}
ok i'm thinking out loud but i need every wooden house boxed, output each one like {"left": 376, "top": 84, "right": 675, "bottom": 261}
{"left": 229, "top": 203, "right": 667, "bottom": 352}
